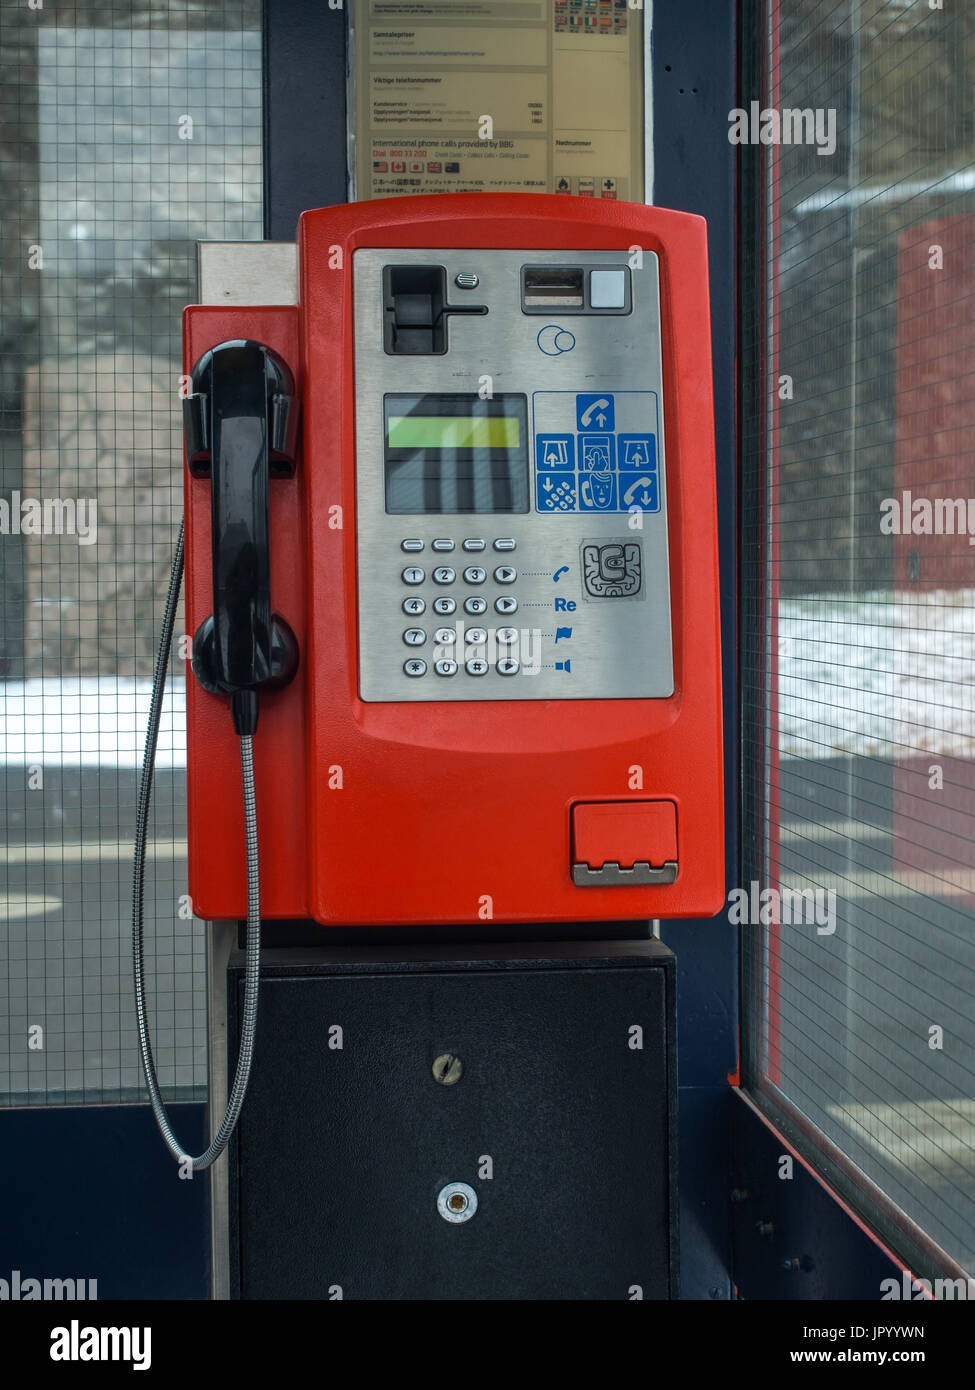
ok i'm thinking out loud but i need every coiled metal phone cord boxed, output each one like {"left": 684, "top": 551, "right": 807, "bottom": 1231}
{"left": 132, "top": 520, "right": 262, "bottom": 1171}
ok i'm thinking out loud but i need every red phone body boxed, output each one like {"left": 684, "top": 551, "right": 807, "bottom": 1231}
{"left": 184, "top": 194, "right": 723, "bottom": 926}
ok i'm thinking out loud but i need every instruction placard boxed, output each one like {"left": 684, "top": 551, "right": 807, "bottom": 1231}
{"left": 351, "top": 1, "right": 645, "bottom": 201}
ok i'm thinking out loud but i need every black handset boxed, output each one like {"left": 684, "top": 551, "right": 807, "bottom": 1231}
{"left": 183, "top": 340, "right": 299, "bottom": 734}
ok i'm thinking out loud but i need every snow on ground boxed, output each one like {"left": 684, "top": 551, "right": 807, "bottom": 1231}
{"left": 0, "top": 590, "right": 972, "bottom": 765}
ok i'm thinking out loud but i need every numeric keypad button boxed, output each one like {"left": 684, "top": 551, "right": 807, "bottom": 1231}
{"left": 404, "top": 659, "right": 427, "bottom": 677}
{"left": 434, "top": 659, "right": 458, "bottom": 677}
{"left": 433, "top": 566, "right": 456, "bottom": 585}
{"left": 465, "top": 627, "right": 488, "bottom": 645}
{"left": 402, "top": 597, "right": 426, "bottom": 616}
{"left": 403, "top": 628, "right": 426, "bottom": 647}
{"left": 434, "top": 628, "right": 457, "bottom": 645}
{"left": 465, "top": 657, "right": 489, "bottom": 676}
{"left": 463, "top": 566, "right": 486, "bottom": 584}
{"left": 464, "top": 596, "right": 487, "bottom": 615}
{"left": 433, "top": 596, "right": 456, "bottom": 616}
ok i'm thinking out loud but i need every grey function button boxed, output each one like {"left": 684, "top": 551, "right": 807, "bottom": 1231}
{"left": 401, "top": 539, "right": 424, "bottom": 552}
{"left": 493, "top": 538, "right": 516, "bottom": 551}
{"left": 462, "top": 538, "right": 486, "bottom": 552}
{"left": 497, "top": 658, "right": 520, "bottom": 676}
{"left": 495, "top": 596, "right": 518, "bottom": 615}
{"left": 432, "top": 538, "right": 455, "bottom": 552}
{"left": 494, "top": 565, "right": 517, "bottom": 584}
{"left": 497, "top": 627, "right": 518, "bottom": 644}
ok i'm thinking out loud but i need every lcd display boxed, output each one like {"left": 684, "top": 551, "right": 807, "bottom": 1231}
{"left": 384, "top": 393, "right": 529, "bottom": 514}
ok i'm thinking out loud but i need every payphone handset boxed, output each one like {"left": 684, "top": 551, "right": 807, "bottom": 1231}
{"left": 181, "top": 194, "right": 723, "bottom": 927}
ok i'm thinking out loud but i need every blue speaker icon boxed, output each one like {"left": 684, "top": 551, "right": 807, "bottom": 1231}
{"left": 555, "top": 660, "right": 571, "bottom": 673}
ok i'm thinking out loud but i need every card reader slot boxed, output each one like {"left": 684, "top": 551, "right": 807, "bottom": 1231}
{"left": 522, "top": 266, "right": 585, "bottom": 309}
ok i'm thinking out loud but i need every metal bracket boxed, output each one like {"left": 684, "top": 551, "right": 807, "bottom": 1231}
{"left": 571, "top": 860, "right": 678, "bottom": 887}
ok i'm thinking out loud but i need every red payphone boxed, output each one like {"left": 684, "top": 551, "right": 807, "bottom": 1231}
{"left": 133, "top": 194, "right": 723, "bottom": 1170}
{"left": 182, "top": 193, "right": 724, "bottom": 926}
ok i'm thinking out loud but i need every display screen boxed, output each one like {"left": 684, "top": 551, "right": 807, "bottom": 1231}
{"left": 384, "top": 393, "right": 529, "bottom": 514}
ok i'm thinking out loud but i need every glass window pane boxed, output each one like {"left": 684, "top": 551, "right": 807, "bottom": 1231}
{"left": 0, "top": 1, "right": 262, "bottom": 1105}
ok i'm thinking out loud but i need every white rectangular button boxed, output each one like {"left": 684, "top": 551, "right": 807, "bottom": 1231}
{"left": 589, "top": 269, "right": 626, "bottom": 310}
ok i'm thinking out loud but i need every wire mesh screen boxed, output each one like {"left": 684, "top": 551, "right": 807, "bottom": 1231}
{"left": 741, "top": 0, "right": 975, "bottom": 1275}
{"left": 0, "top": 0, "right": 262, "bottom": 1104}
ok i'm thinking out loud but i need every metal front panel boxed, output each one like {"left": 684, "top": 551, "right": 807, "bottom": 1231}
{"left": 353, "top": 247, "right": 673, "bottom": 702}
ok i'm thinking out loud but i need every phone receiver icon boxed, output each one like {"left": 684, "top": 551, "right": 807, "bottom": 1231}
{"left": 552, "top": 565, "right": 570, "bottom": 582}
{"left": 579, "top": 397, "right": 611, "bottom": 428}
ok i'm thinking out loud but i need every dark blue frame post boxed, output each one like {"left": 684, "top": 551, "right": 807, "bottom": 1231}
{"left": 263, "top": 0, "right": 348, "bottom": 239}
{"left": 653, "top": 2, "right": 740, "bottom": 1301}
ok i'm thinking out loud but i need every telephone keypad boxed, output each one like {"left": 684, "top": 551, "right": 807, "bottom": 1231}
{"left": 397, "top": 538, "right": 523, "bottom": 682}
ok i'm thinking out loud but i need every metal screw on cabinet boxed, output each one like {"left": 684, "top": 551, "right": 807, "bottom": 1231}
{"left": 432, "top": 1053, "right": 463, "bottom": 1085}
{"left": 438, "top": 1182, "right": 478, "bottom": 1223}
